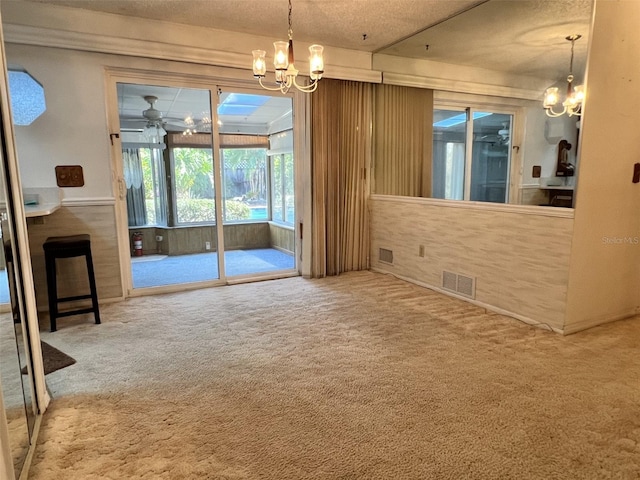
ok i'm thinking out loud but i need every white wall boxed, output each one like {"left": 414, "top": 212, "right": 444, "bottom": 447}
{"left": 370, "top": 196, "right": 574, "bottom": 332}
{"left": 11, "top": 45, "right": 113, "bottom": 198}
{"left": 521, "top": 108, "right": 580, "bottom": 185}
{"left": 564, "top": 0, "right": 640, "bottom": 333}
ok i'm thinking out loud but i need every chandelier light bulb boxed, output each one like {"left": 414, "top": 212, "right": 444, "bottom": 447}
{"left": 252, "top": 50, "right": 267, "bottom": 77}
{"left": 309, "top": 45, "right": 324, "bottom": 79}
{"left": 273, "top": 41, "right": 289, "bottom": 70}
{"left": 572, "top": 85, "right": 585, "bottom": 103}
{"left": 543, "top": 87, "right": 559, "bottom": 108}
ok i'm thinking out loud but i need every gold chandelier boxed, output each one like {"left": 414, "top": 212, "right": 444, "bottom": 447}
{"left": 251, "top": 0, "right": 324, "bottom": 94}
{"left": 543, "top": 35, "right": 585, "bottom": 117}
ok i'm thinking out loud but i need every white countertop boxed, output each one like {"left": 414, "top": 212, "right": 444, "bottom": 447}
{"left": 23, "top": 187, "right": 62, "bottom": 217}
{"left": 539, "top": 185, "right": 575, "bottom": 191}
{"left": 24, "top": 202, "right": 61, "bottom": 217}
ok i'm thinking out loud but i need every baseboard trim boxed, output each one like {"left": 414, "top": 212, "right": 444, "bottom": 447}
{"left": 562, "top": 310, "right": 640, "bottom": 335}
{"left": 370, "top": 267, "right": 565, "bottom": 334}
{"left": 61, "top": 197, "right": 116, "bottom": 207}
{"left": 36, "top": 295, "right": 124, "bottom": 314}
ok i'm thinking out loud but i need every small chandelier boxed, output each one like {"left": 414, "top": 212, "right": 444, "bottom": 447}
{"left": 543, "top": 35, "right": 585, "bottom": 118}
{"left": 251, "top": 0, "right": 324, "bottom": 94}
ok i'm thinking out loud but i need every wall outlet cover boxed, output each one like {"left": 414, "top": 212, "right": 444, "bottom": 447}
{"left": 55, "top": 165, "right": 84, "bottom": 187}
{"left": 532, "top": 165, "right": 541, "bottom": 178}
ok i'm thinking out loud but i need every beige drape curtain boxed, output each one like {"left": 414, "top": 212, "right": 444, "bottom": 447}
{"left": 373, "top": 84, "right": 433, "bottom": 197}
{"left": 310, "top": 79, "right": 372, "bottom": 278}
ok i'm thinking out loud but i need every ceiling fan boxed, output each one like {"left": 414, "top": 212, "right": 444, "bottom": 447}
{"left": 480, "top": 122, "right": 510, "bottom": 146}
{"left": 141, "top": 95, "right": 167, "bottom": 141}
{"left": 121, "top": 95, "right": 212, "bottom": 137}
{"left": 119, "top": 95, "right": 180, "bottom": 133}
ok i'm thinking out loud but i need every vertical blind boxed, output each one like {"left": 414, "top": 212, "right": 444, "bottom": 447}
{"left": 310, "top": 79, "right": 372, "bottom": 277}
{"left": 373, "top": 84, "right": 433, "bottom": 197}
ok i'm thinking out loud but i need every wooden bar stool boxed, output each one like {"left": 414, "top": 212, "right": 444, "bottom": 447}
{"left": 43, "top": 234, "right": 100, "bottom": 332}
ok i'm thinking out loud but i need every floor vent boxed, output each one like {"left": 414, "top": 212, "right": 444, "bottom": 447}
{"left": 379, "top": 248, "right": 394, "bottom": 265}
{"left": 442, "top": 271, "right": 476, "bottom": 299}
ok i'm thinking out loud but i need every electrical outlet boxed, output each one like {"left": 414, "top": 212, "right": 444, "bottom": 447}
{"left": 419, "top": 245, "right": 425, "bottom": 257}
{"left": 205, "top": 241, "right": 211, "bottom": 250}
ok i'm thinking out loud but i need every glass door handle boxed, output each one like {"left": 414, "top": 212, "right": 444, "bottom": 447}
{"left": 118, "top": 177, "right": 126, "bottom": 200}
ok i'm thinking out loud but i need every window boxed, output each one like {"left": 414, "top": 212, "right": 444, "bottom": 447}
{"left": 139, "top": 147, "right": 167, "bottom": 226}
{"left": 220, "top": 148, "right": 268, "bottom": 222}
{"left": 432, "top": 108, "right": 513, "bottom": 204}
{"left": 432, "top": 109, "right": 466, "bottom": 200}
{"left": 126, "top": 134, "right": 289, "bottom": 227}
{"left": 270, "top": 153, "right": 294, "bottom": 225}
{"left": 172, "top": 147, "right": 216, "bottom": 224}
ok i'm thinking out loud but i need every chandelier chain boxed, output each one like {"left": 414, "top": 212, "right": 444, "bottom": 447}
{"left": 569, "top": 37, "right": 575, "bottom": 76}
{"left": 288, "top": 0, "right": 293, "bottom": 39}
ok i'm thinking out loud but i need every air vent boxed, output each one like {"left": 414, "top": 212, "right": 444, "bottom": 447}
{"left": 442, "top": 271, "right": 476, "bottom": 299}
{"left": 442, "top": 271, "right": 457, "bottom": 291}
{"left": 379, "top": 248, "right": 393, "bottom": 264}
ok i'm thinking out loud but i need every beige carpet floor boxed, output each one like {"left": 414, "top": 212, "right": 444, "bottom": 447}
{"left": 29, "top": 271, "right": 640, "bottom": 479}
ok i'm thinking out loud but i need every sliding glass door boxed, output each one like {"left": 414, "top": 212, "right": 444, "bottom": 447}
{"left": 433, "top": 108, "right": 513, "bottom": 203}
{"left": 114, "top": 81, "right": 297, "bottom": 291}
{"left": 118, "top": 83, "right": 221, "bottom": 289}
{"left": 217, "top": 88, "right": 296, "bottom": 278}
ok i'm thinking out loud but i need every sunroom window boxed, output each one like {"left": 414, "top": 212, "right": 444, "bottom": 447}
{"left": 172, "top": 146, "right": 215, "bottom": 224}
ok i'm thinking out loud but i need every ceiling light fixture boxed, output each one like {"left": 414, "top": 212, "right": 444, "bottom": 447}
{"left": 251, "top": 0, "right": 324, "bottom": 94}
{"left": 181, "top": 112, "right": 213, "bottom": 136}
{"left": 543, "top": 35, "right": 585, "bottom": 118}
{"left": 142, "top": 95, "right": 167, "bottom": 143}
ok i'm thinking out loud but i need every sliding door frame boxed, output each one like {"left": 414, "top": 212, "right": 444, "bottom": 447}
{"left": 105, "top": 68, "right": 308, "bottom": 296}
{"left": 434, "top": 100, "right": 524, "bottom": 204}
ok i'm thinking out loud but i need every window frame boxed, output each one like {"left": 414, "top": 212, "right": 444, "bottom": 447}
{"left": 219, "top": 146, "right": 270, "bottom": 224}
{"left": 433, "top": 101, "right": 521, "bottom": 204}
{"left": 169, "top": 145, "right": 217, "bottom": 226}
{"left": 269, "top": 152, "right": 295, "bottom": 226}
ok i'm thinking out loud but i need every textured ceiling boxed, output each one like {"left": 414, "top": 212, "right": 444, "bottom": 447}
{"left": 20, "top": 0, "right": 485, "bottom": 52}
{"left": 19, "top": 0, "right": 594, "bottom": 81}
{"left": 17, "top": 0, "right": 593, "bottom": 131}
{"left": 378, "top": 0, "right": 593, "bottom": 81}
{"left": 19, "top": 0, "right": 594, "bottom": 80}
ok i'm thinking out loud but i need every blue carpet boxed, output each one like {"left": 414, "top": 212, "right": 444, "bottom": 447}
{"left": 132, "top": 248, "right": 295, "bottom": 289}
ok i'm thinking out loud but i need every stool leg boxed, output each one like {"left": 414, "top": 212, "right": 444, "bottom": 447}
{"left": 45, "top": 253, "right": 58, "bottom": 332}
{"left": 85, "top": 250, "right": 100, "bottom": 324}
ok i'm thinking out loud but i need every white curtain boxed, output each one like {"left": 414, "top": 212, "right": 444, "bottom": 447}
{"left": 432, "top": 141, "right": 465, "bottom": 200}
{"left": 122, "top": 148, "right": 146, "bottom": 226}
{"left": 447, "top": 142, "right": 465, "bottom": 200}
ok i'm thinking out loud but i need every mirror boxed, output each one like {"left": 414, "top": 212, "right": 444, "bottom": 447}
{"left": 0, "top": 171, "right": 34, "bottom": 477}
{"left": 372, "top": 0, "right": 593, "bottom": 207}
{"left": 0, "top": 69, "right": 36, "bottom": 477}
